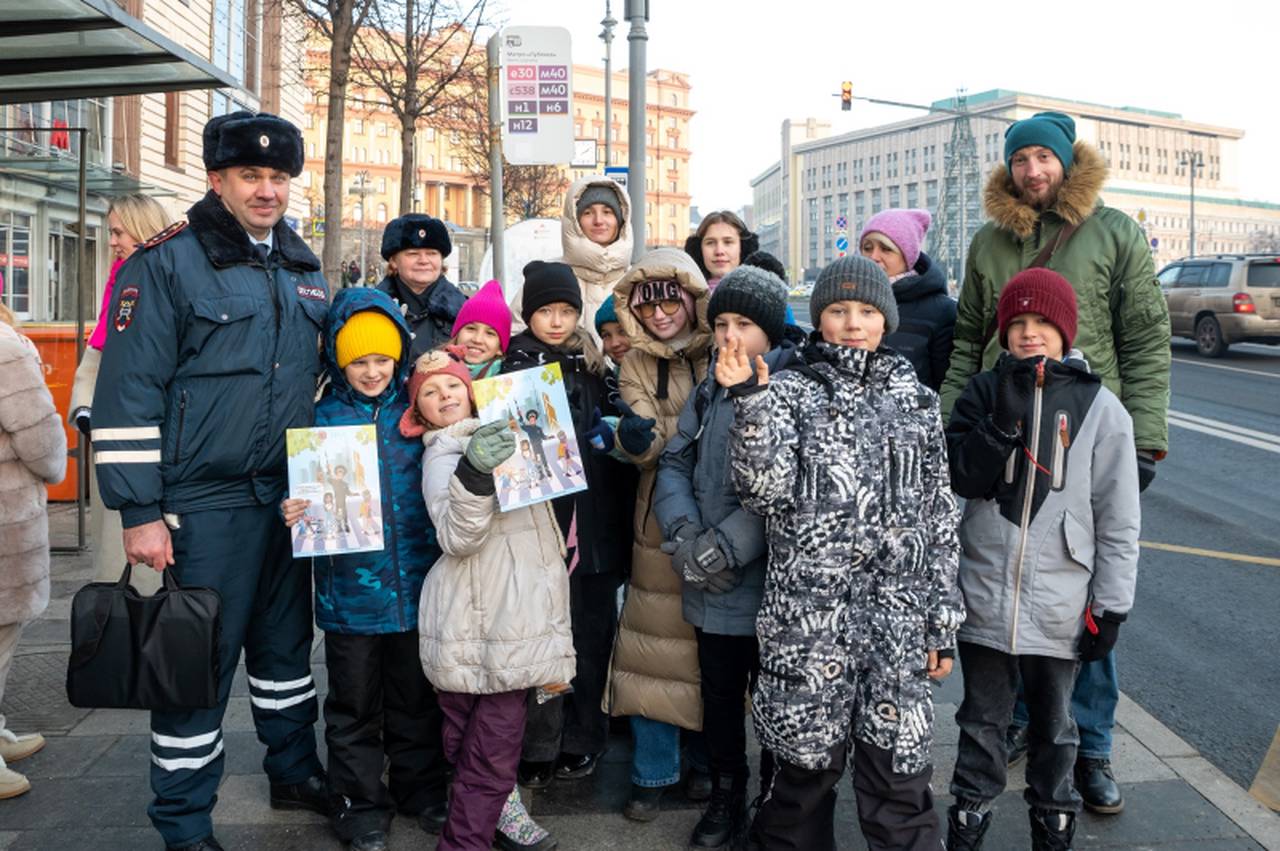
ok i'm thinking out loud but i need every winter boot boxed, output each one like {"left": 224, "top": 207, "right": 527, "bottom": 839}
{"left": 1075, "top": 757, "right": 1124, "bottom": 814}
{"left": 1029, "top": 808, "right": 1076, "bottom": 851}
{"left": 945, "top": 801, "right": 992, "bottom": 851}
{"left": 0, "top": 753, "right": 31, "bottom": 800}
{"left": 0, "top": 729, "right": 45, "bottom": 763}
{"left": 495, "top": 787, "right": 557, "bottom": 851}
{"left": 689, "top": 772, "right": 748, "bottom": 849}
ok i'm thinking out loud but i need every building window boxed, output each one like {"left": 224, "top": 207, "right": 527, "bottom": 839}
{"left": 376, "top": 203, "right": 388, "bottom": 223}
{"left": 425, "top": 127, "right": 436, "bottom": 141}
{"left": 450, "top": 130, "right": 460, "bottom": 144}
{"left": 354, "top": 118, "right": 364, "bottom": 133}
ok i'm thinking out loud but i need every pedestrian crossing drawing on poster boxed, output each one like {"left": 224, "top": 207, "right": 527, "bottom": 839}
{"left": 473, "top": 362, "right": 588, "bottom": 512}
{"left": 285, "top": 424, "right": 385, "bottom": 557}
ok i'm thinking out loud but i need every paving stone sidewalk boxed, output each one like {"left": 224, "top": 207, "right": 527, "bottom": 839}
{"left": 2, "top": 507, "right": 1277, "bottom": 850}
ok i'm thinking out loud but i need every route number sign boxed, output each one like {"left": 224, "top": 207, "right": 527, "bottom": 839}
{"left": 500, "top": 27, "right": 574, "bottom": 165}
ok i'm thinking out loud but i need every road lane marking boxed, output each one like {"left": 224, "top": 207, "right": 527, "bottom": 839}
{"left": 1167, "top": 414, "right": 1280, "bottom": 455}
{"left": 1251, "top": 725, "right": 1280, "bottom": 812}
{"left": 1168, "top": 410, "right": 1280, "bottom": 445}
{"left": 1140, "top": 540, "right": 1280, "bottom": 568}
{"left": 1171, "top": 357, "right": 1280, "bottom": 379}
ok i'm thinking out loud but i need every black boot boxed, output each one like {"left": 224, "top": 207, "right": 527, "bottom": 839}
{"left": 946, "top": 802, "right": 992, "bottom": 851}
{"left": 1075, "top": 757, "right": 1124, "bottom": 814}
{"left": 166, "top": 839, "right": 224, "bottom": 851}
{"left": 1029, "top": 807, "right": 1076, "bottom": 851}
{"left": 270, "top": 771, "right": 331, "bottom": 815}
{"left": 689, "top": 772, "right": 747, "bottom": 850}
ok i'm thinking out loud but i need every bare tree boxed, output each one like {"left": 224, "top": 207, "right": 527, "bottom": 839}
{"left": 454, "top": 75, "right": 566, "bottom": 222}
{"left": 1248, "top": 228, "right": 1280, "bottom": 254}
{"left": 284, "top": 0, "right": 375, "bottom": 287}
{"left": 351, "top": 0, "right": 489, "bottom": 215}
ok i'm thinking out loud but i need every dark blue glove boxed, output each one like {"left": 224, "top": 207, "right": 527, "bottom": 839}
{"left": 583, "top": 407, "right": 615, "bottom": 453}
{"left": 615, "top": 398, "right": 657, "bottom": 456}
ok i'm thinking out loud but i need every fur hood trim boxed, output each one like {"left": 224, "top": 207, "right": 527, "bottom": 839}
{"left": 983, "top": 141, "right": 1107, "bottom": 240}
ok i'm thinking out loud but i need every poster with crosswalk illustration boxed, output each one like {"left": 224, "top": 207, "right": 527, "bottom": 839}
{"left": 286, "top": 425, "right": 385, "bottom": 556}
{"left": 473, "top": 362, "right": 589, "bottom": 512}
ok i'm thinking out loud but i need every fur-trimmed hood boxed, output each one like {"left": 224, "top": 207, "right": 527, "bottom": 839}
{"left": 560, "top": 176, "right": 634, "bottom": 286}
{"left": 187, "top": 189, "right": 320, "bottom": 272}
{"left": 612, "top": 247, "right": 711, "bottom": 362}
{"left": 983, "top": 141, "right": 1107, "bottom": 240}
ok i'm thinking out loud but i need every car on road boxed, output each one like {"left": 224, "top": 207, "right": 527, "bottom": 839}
{"left": 1156, "top": 254, "right": 1280, "bottom": 356}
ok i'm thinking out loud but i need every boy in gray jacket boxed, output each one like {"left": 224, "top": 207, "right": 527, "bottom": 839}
{"left": 944, "top": 268, "right": 1140, "bottom": 851}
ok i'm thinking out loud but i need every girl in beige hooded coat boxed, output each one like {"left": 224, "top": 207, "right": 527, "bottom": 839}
{"left": 0, "top": 310, "right": 67, "bottom": 799}
{"left": 607, "top": 247, "right": 712, "bottom": 817}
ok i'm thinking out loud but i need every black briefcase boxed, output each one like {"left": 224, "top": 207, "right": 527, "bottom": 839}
{"left": 66, "top": 564, "right": 222, "bottom": 710}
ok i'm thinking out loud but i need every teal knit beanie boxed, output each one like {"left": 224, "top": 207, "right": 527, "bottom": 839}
{"left": 1004, "top": 112, "right": 1076, "bottom": 174}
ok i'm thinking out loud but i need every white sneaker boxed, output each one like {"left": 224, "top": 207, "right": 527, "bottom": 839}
{"left": 0, "top": 761, "right": 31, "bottom": 800}
{"left": 0, "top": 729, "right": 45, "bottom": 763}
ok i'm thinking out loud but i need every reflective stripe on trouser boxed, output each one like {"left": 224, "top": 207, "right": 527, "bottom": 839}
{"left": 148, "top": 505, "right": 322, "bottom": 848}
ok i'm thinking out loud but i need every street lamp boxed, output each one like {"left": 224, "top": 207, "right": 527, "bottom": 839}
{"left": 601, "top": 2, "right": 616, "bottom": 171}
{"left": 1179, "top": 149, "right": 1204, "bottom": 258}
{"left": 348, "top": 169, "right": 375, "bottom": 284}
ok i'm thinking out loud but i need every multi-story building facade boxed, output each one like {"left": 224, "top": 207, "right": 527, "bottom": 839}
{"left": 298, "top": 38, "right": 695, "bottom": 280}
{"left": 0, "top": 0, "right": 307, "bottom": 322}
{"left": 751, "top": 90, "right": 1280, "bottom": 283}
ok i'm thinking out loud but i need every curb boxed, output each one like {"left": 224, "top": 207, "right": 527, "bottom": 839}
{"left": 1117, "top": 692, "right": 1280, "bottom": 851}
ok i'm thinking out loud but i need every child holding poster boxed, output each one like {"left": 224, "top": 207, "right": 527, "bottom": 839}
{"left": 281, "top": 288, "right": 448, "bottom": 851}
{"left": 401, "top": 346, "right": 573, "bottom": 851}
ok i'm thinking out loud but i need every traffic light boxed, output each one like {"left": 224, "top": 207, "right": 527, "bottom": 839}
{"left": 841, "top": 81, "right": 852, "bottom": 111}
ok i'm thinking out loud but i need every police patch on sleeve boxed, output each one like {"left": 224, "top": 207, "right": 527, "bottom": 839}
{"left": 114, "top": 286, "right": 140, "bottom": 332}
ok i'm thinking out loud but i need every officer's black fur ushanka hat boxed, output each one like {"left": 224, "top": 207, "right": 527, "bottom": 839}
{"left": 202, "top": 111, "right": 304, "bottom": 176}
{"left": 381, "top": 213, "right": 452, "bottom": 260}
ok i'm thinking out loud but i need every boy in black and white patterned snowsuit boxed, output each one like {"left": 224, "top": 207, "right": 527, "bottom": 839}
{"left": 725, "top": 256, "right": 964, "bottom": 851}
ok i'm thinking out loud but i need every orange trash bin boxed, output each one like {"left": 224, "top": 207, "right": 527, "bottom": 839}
{"left": 23, "top": 323, "right": 92, "bottom": 502}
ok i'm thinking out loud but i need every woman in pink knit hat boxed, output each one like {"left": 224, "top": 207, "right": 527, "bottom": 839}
{"left": 859, "top": 208, "right": 957, "bottom": 391}
{"left": 447, "top": 279, "right": 513, "bottom": 380}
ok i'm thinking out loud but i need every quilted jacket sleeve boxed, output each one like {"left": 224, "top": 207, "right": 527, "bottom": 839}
{"left": 423, "top": 438, "right": 496, "bottom": 559}
{"left": 728, "top": 379, "right": 801, "bottom": 517}
{"left": 654, "top": 389, "right": 703, "bottom": 536}
{"left": 920, "top": 402, "right": 964, "bottom": 650}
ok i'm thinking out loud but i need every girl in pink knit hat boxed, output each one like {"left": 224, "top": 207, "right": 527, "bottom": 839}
{"left": 447, "top": 279, "right": 513, "bottom": 381}
{"left": 858, "top": 208, "right": 957, "bottom": 392}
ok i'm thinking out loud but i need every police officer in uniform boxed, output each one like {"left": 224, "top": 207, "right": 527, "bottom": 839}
{"left": 92, "top": 112, "right": 329, "bottom": 851}
{"left": 374, "top": 213, "right": 466, "bottom": 360}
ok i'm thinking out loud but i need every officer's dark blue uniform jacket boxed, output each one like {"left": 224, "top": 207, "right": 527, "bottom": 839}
{"left": 311, "top": 288, "right": 440, "bottom": 634}
{"left": 93, "top": 191, "right": 329, "bottom": 527}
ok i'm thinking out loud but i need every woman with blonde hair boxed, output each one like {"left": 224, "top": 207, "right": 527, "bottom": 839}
{"left": 68, "top": 193, "right": 171, "bottom": 591}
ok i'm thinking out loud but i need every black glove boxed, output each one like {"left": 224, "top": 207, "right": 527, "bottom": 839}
{"left": 675, "top": 528, "right": 739, "bottom": 593}
{"left": 1136, "top": 450, "right": 1157, "bottom": 493}
{"left": 1078, "top": 610, "right": 1125, "bottom": 662}
{"left": 71, "top": 407, "right": 91, "bottom": 437}
{"left": 615, "top": 398, "right": 657, "bottom": 456}
{"left": 993, "top": 358, "right": 1036, "bottom": 437}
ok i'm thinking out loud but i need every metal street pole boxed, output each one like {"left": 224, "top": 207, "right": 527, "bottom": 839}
{"left": 1181, "top": 149, "right": 1202, "bottom": 257}
{"left": 601, "top": 2, "right": 616, "bottom": 172}
{"left": 487, "top": 34, "right": 505, "bottom": 284}
{"left": 626, "top": 0, "right": 648, "bottom": 259}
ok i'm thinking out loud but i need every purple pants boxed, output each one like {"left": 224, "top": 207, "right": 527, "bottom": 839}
{"left": 437, "top": 689, "right": 528, "bottom": 851}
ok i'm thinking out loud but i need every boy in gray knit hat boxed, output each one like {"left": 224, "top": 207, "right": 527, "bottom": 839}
{"left": 809, "top": 254, "right": 899, "bottom": 338}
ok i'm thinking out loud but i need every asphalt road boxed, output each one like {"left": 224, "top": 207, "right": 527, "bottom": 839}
{"left": 1124, "top": 340, "right": 1280, "bottom": 789}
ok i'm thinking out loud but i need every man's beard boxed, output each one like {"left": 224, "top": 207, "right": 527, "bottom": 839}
{"left": 1021, "top": 186, "right": 1060, "bottom": 212}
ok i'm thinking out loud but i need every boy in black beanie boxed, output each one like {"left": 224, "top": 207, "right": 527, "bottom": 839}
{"left": 653, "top": 264, "right": 800, "bottom": 849}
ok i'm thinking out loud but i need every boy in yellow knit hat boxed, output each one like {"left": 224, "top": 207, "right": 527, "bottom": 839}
{"left": 282, "top": 288, "right": 449, "bottom": 851}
